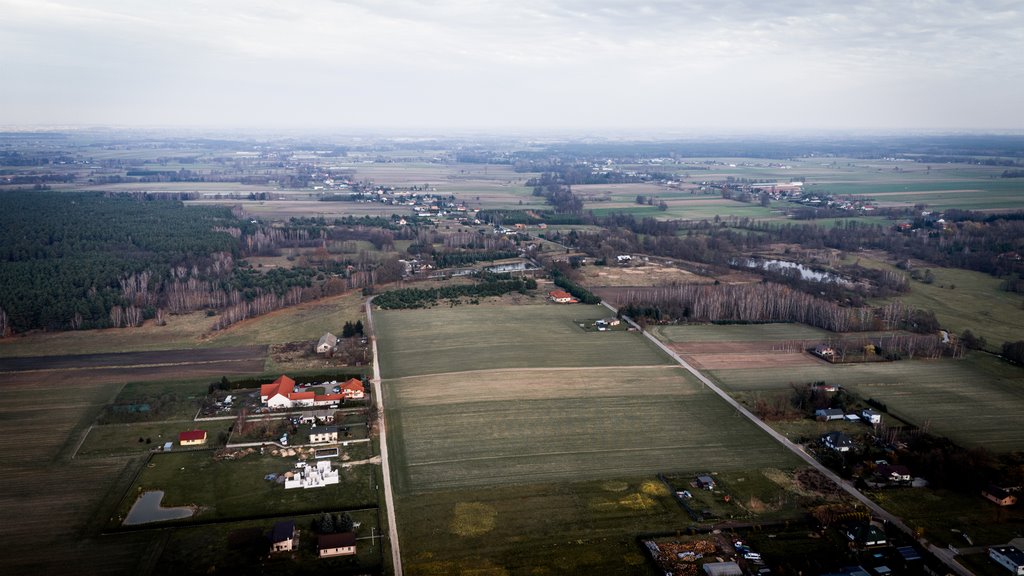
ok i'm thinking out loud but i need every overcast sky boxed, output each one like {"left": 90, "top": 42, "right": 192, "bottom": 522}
{"left": 2, "top": 0, "right": 1022, "bottom": 134}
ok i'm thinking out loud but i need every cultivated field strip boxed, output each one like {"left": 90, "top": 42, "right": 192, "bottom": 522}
{"left": 375, "top": 304, "right": 671, "bottom": 379}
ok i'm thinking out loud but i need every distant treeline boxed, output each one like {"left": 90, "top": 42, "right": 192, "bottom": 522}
{"left": 433, "top": 250, "right": 519, "bottom": 269}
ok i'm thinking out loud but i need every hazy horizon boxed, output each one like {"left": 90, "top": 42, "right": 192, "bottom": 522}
{"left": 3, "top": 0, "right": 1022, "bottom": 133}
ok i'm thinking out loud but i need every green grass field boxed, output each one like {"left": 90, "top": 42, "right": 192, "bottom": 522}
{"left": 77, "top": 420, "right": 233, "bottom": 458}
{"left": 373, "top": 302, "right": 672, "bottom": 379}
{"left": 377, "top": 302, "right": 803, "bottom": 574}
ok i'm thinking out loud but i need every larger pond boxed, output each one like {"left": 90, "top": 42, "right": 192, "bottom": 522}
{"left": 733, "top": 257, "right": 852, "bottom": 286}
{"left": 123, "top": 490, "right": 194, "bottom": 526}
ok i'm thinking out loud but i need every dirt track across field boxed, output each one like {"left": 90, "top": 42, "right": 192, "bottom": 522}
{"left": 0, "top": 346, "right": 268, "bottom": 383}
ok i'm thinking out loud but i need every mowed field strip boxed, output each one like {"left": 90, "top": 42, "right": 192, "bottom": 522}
{"left": 375, "top": 303, "right": 798, "bottom": 494}
{"left": 653, "top": 324, "right": 1024, "bottom": 452}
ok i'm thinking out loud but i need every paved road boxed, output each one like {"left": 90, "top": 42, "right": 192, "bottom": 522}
{"left": 365, "top": 297, "right": 403, "bottom": 576}
{"left": 603, "top": 303, "right": 973, "bottom": 576}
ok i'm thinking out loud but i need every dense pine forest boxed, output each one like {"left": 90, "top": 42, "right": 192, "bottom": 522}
{"left": 0, "top": 191, "right": 242, "bottom": 332}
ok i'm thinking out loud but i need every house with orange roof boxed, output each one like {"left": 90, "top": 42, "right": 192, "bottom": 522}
{"left": 549, "top": 290, "right": 577, "bottom": 304}
{"left": 261, "top": 375, "right": 314, "bottom": 409}
{"left": 339, "top": 378, "right": 365, "bottom": 400}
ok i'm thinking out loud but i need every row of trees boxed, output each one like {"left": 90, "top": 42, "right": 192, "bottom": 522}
{"left": 617, "top": 283, "right": 940, "bottom": 334}
{"left": 373, "top": 276, "right": 537, "bottom": 309}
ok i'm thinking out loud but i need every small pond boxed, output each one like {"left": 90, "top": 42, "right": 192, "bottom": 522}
{"left": 732, "top": 257, "right": 851, "bottom": 285}
{"left": 123, "top": 490, "right": 194, "bottom": 526}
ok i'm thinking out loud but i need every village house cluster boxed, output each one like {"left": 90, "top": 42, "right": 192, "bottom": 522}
{"left": 260, "top": 374, "right": 364, "bottom": 410}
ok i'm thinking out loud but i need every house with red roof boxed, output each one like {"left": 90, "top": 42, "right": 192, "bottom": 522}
{"left": 260, "top": 375, "right": 315, "bottom": 409}
{"left": 549, "top": 290, "right": 577, "bottom": 304}
{"left": 339, "top": 378, "right": 365, "bottom": 400}
{"left": 179, "top": 430, "right": 207, "bottom": 446}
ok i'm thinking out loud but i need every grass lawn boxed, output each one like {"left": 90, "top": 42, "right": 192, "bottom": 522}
{"left": 78, "top": 419, "right": 233, "bottom": 458}
{"left": 374, "top": 302, "right": 672, "bottom": 379}
{"left": 117, "top": 451, "right": 379, "bottom": 525}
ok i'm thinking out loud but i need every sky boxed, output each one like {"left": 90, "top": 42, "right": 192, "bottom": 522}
{"left": 1, "top": 0, "right": 1023, "bottom": 133}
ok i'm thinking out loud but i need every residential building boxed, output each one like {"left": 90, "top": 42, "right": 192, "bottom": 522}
{"left": 318, "top": 532, "right": 357, "bottom": 558}
{"left": 269, "top": 520, "right": 297, "bottom": 553}
{"left": 815, "top": 408, "right": 845, "bottom": 421}
{"left": 989, "top": 546, "right": 1024, "bottom": 575}
{"left": 548, "top": 290, "right": 576, "bottom": 304}
{"left": 983, "top": 485, "right": 1019, "bottom": 507}
{"left": 823, "top": 431, "right": 854, "bottom": 452}
{"left": 309, "top": 426, "right": 339, "bottom": 444}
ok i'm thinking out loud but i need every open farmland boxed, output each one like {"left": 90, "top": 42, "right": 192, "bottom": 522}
{"left": 376, "top": 302, "right": 802, "bottom": 574}
{"left": 387, "top": 365, "right": 795, "bottom": 491}
{"left": 374, "top": 302, "right": 673, "bottom": 379}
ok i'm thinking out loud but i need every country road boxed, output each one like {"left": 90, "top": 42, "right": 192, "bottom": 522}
{"left": 365, "top": 297, "right": 403, "bottom": 576}
{"left": 603, "top": 302, "right": 974, "bottom": 576}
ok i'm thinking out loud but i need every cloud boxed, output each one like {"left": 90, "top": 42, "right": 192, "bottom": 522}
{"left": 0, "top": 0, "right": 1021, "bottom": 130}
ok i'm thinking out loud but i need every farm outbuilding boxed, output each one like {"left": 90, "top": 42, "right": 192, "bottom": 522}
{"left": 815, "top": 408, "right": 845, "bottom": 421}
{"left": 318, "top": 532, "right": 357, "bottom": 558}
{"left": 316, "top": 332, "right": 338, "bottom": 354}
{"left": 696, "top": 475, "right": 716, "bottom": 490}
{"left": 178, "top": 430, "right": 207, "bottom": 446}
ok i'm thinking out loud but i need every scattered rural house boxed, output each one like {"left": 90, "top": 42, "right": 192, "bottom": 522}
{"left": 861, "top": 409, "right": 882, "bottom": 425}
{"left": 269, "top": 520, "right": 298, "bottom": 553}
{"left": 989, "top": 545, "right": 1024, "bottom": 575}
{"left": 309, "top": 426, "right": 338, "bottom": 444}
{"left": 318, "top": 532, "right": 357, "bottom": 558}
{"left": 815, "top": 408, "right": 845, "bottom": 421}
{"left": 316, "top": 332, "right": 338, "bottom": 354}
{"left": 548, "top": 290, "right": 577, "bottom": 304}
{"left": 875, "top": 464, "right": 912, "bottom": 484}
{"left": 299, "top": 410, "right": 336, "bottom": 425}
{"left": 702, "top": 561, "right": 742, "bottom": 576}
{"left": 823, "top": 431, "right": 854, "bottom": 452}
{"left": 178, "top": 430, "right": 207, "bottom": 446}
{"left": 813, "top": 344, "right": 836, "bottom": 360}
{"left": 696, "top": 475, "right": 716, "bottom": 490}
{"left": 983, "top": 484, "right": 1019, "bottom": 507}
{"left": 285, "top": 460, "right": 339, "bottom": 489}
{"left": 844, "top": 522, "right": 887, "bottom": 548}
{"left": 616, "top": 254, "right": 632, "bottom": 264}
{"left": 339, "top": 378, "right": 365, "bottom": 400}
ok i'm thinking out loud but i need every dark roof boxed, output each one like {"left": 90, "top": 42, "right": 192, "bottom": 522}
{"left": 318, "top": 532, "right": 356, "bottom": 549}
{"left": 312, "top": 426, "right": 338, "bottom": 435}
{"left": 823, "top": 431, "right": 853, "bottom": 445}
{"left": 983, "top": 484, "right": 1013, "bottom": 499}
{"left": 270, "top": 520, "right": 295, "bottom": 543}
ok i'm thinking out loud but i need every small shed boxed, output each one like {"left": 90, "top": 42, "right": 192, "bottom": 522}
{"left": 696, "top": 475, "right": 716, "bottom": 490}
{"left": 179, "top": 430, "right": 207, "bottom": 446}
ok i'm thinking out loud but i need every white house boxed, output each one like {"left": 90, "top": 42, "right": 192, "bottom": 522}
{"left": 861, "top": 409, "right": 882, "bottom": 425}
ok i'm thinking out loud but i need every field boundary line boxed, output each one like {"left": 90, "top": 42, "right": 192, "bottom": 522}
{"left": 601, "top": 302, "right": 973, "bottom": 576}
{"left": 387, "top": 363, "right": 681, "bottom": 382}
{"left": 366, "top": 297, "right": 402, "bottom": 576}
